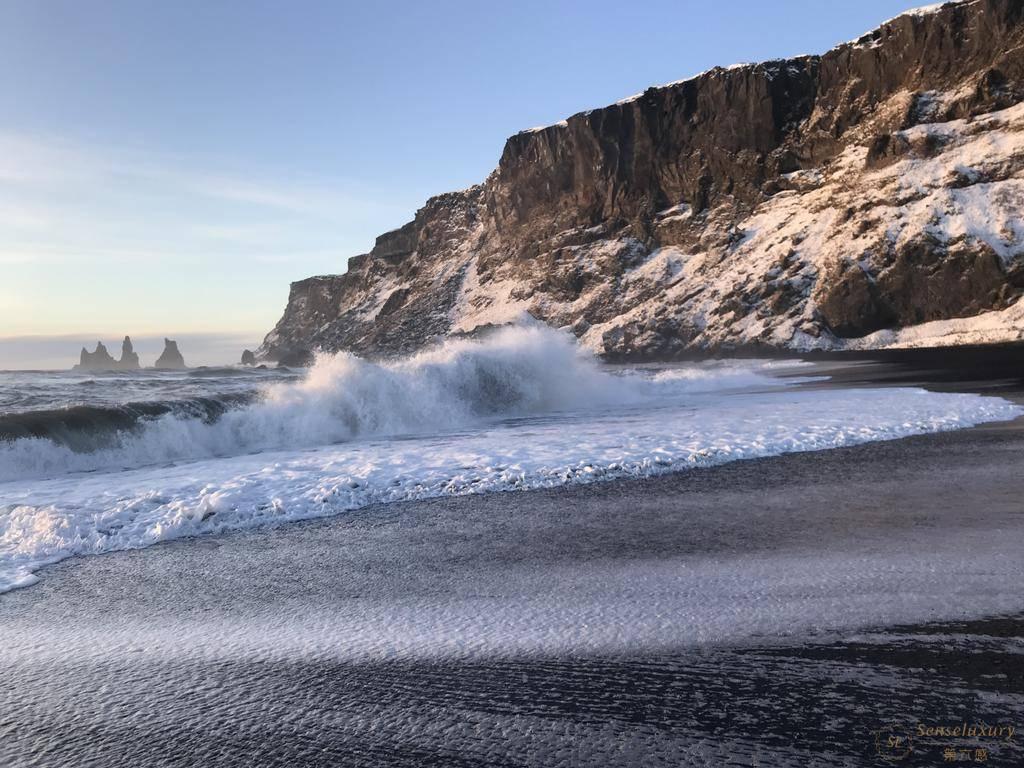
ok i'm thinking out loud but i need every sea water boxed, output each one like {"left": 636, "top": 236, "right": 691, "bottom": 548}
{"left": 1, "top": 326, "right": 1021, "bottom": 593}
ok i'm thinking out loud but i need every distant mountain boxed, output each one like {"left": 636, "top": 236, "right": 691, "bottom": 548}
{"left": 261, "top": 0, "right": 1024, "bottom": 363}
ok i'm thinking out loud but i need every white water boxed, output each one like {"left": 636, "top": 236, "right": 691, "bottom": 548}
{"left": 1, "top": 326, "right": 1021, "bottom": 593}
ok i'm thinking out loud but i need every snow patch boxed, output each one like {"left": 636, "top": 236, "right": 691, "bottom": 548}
{"left": 519, "top": 120, "right": 568, "bottom": 135}
{"left": 847, "top": 296, "right": 1024, "bottom": 349}
{"left": 450, "top": 257, "right": 537, "bottom": 335}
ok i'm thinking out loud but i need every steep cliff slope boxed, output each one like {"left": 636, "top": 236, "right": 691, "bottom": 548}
{"left": 261, "top": 0, "right": 1024, "bottom": 363}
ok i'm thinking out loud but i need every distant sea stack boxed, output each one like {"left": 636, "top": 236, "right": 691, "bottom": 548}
{"left": 118, "top": 336, "right": 140, "bottom": 369}
{"left": 77, "top": 341, "right": 116, "bottom": 371}
{"left": 75, "top": 336, "right": 142, "bottom": 371}
{"left": 240, "top": 349, "right": 256, "bottom": 366}
{"left": 260, "top": 0, "right": 1024, "bottom": 362}
{"left": 154, "top": 339, "right": 187, "bottom": 369}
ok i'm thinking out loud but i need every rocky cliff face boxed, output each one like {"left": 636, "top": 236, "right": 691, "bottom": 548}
{"left": 261, "top": 0, "right": 1024, "bottom": 362}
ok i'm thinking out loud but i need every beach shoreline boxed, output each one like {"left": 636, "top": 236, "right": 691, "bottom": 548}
{"left": 3, "top": 348, "right": 1024, "bottom": 766}
{"left": 3, "top": 401, "right": 1024, "bottom": 765}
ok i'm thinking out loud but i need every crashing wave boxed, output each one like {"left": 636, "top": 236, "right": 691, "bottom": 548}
{"left": 1, "top": 327, "right": 1021, "bottom": 593}
{"left": 0, "top": 327, "right": 794, "bottom": 482}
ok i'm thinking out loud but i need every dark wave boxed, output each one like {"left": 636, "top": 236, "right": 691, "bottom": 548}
{"left": 187, "top": 367, "right": 261, "bottom": 378}
{"left": 0, "top": 393, "right": 255, "bottom": 452}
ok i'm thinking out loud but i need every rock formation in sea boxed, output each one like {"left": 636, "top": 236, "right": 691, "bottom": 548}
{"left": 118, "top": 336, "right": 140, "bottom": 369}
{"left": 154, "top": 339, "right": 187, "bottom": 369}
{"left": 240, "top": 349, "right": 256, "bottom": 366}
{"left": 77, "top": 342, "right": 117, "bottom": 370}
{"left": 260, "top": 0, "right": 1024, "bottom": 362}
{"left": 75, "top": 336, "right": 142, "bottom": 371}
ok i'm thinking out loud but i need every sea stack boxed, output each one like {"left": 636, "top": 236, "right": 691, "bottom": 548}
{"left": 74, "top": 336, "right": 143, "bottom": 370}
{"left": 154, "top": 338, "right": 187, "bottom": 369}
{"left": 76, "top": 341, "right": 117, "bottom": 370}
{"left": 118, "top": 336, "right": 141, "bottom": 370}
{"left": 240, "top": 349, "right": 256, "bottom": 366}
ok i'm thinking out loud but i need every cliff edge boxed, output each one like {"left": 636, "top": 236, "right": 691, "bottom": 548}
{"left": 261, "top": 0, "right": 1024, "bottom": 362}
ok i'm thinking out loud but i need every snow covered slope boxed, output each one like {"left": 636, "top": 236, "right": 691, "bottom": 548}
{"left": 262, "top": 0, "right": 1024, "bottom": 362}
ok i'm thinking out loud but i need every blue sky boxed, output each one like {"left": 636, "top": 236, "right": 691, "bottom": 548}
{"left": 0, "top": 0, "right": 929, "bottom": 365}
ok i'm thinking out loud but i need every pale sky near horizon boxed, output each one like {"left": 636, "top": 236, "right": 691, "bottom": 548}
{"left": 0, "top": 0, "right": 932, "bottom": 367}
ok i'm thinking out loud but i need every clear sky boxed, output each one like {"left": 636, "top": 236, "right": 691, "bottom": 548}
{"left": 0, "top": 0, "right": 930, "bottom": 367}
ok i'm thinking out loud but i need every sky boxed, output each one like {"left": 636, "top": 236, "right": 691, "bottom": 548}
{"left": 0, "top": 0, "right": 932, "bottom": 368}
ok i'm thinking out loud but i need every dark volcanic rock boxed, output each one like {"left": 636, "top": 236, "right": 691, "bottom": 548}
{"left": 261, "top": 0, "right": 1024, "bottom": 360}
{"left": 154, "top": 339, "right": 186, "bottom": 369}
{"left": 118, "top": 336, "right": 140, "bottom": 370}
{"left": 240, "top": 349, "right": 256, "bottom": 366}
{"left": 76, "top": 342, "right": 117, "bottom": 371}
{"left": 275, "top": 348, "right": 314, "bottom": 368}
{"left": 75, "top": 337, "right": 141, "bottom": 371}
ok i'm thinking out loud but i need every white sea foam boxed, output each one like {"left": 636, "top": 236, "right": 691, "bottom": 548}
{"left": 0, "top": 326, "right": 1021, "bottom": 593}
{"left": 0, "top": 327, "right": 801, "bottom": 482}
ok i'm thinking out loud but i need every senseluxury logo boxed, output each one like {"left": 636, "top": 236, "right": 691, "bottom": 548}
{"left": 917, "top": 723, "right": 1016, "bottom": 742}
{"left": 874, "top": 724, "right": 914, "bottom": 762}
{"left": 874, "top": 721, "right": 1017, "bottom": 763}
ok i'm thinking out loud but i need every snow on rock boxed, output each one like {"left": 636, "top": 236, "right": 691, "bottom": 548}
{"left": 886, "top": 2, "right": 950, "bottom": 23}
{"left": 451, "top": 98, "right": 1024, "bottom": 356}
{"left": 449, "top": 256, "right": 535, "bottom": 335}
{"left": 848, "top": 295, "right": 1024, "bottom": 349}
{"left": 260, "top": 0, "right": 1024, "bottom": 362}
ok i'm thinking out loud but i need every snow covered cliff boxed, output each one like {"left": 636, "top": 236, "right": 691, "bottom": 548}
{"left": 262, "top": 0, "right": 1024, "bottom": 362}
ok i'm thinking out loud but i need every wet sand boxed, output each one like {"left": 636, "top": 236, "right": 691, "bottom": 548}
{"left": 2, "top": 354, "right": 1024, "bottom": 767}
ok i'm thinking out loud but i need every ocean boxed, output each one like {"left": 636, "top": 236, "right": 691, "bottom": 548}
{"left": 1, "top": 326, "right": 1021, "bottom": 594}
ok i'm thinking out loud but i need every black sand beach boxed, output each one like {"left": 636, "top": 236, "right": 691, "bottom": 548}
{"left": 2, "top": 352, "right": 1024, "bottom": 767}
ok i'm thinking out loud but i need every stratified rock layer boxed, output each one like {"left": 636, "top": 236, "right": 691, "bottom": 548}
{"left": 261, "top": 0, "right": 1024, "bottom": 362}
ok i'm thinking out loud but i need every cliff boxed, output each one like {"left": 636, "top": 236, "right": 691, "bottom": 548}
{"left": 261, "top": 0, "right": 1024, "bottom": 363}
